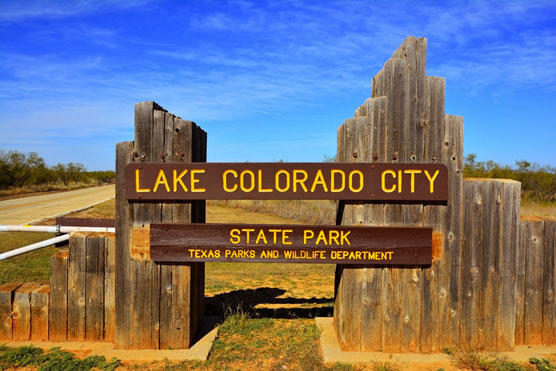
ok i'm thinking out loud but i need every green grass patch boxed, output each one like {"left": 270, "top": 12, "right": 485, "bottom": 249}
{"left": 0, "top": 344, "right": 121, "bottom": 370}
{"left": 446, "top": 348, "right": 556, "bottom": 371}
{"left": 0, "top": 232, "right": 58, "bottom": 285}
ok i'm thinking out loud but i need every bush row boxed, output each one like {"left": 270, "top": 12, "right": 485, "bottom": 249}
{"left": 463, "top": 154, "right": 556, "bottom": 202}
{"left": 0, "top": 150, "right": 115, "bottom": 189}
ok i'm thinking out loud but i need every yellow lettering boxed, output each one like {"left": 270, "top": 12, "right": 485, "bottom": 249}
{"left": 348, "top": 170, "right": 364, "bottom": 192}
{"left": 255, "top": 229, "right": 268, "bottom": 244}
{"left": 310, "top": 170, "right": 328, "bottom": 192}
{"left": 315, "top": 230, "right": 327, "bottom": 245}
{"left": 257, "top": 170, "right": 272, "bottom": 192}
{"left": 268, "top": 229, "right": 280, "bottom": 244}
{"left": 293, "top": 170, "right": 308, "bottom": 192}
{"left": 403, "top": 170, "right": 422, "bottom": 193}
{"left": 282, "top": 229, "right": 292, "bottom": 245}
{"left": 242, "top": 228, "right": 255, "bottom": 243}
{"left": 135, "top": 169, "right": 151, "bottom": 193}
{"left": 230, "top": 229, "right": 241, "bottom": 244}
{"left": 173, "top": 169, "right": 188, "bottom": 192}
{"left": 153, "top": 169, "right": 170, "bottom": 192}
{"left": 340, "top": 231, "right": 351, "bottom": 245}
{"left": 303, "top": 230, "right": 314, "bottom": 244}
{"left": 398, "top": 170, "right": 402, "bottom": 193}
{"left": 329, "top": 230, "right": 340, "bottom": 245}
{"left": 331, "top": 170, "right": 345, "bottom": 192}
{"left": 424, "top": 170, "right": 439, "bottom": 193}
{"left": 275, "top": 170, "right": 290, "bottom": 192}
{"left": 240, "top": 170, "right": 255, "bottom": 192}
{"left": 223, "top": 170, "right": 238, "bottom": 192}
{"left": 381, "top": 170, "right": 396, "bottom": 193}
{"left": 191, "top": 169, "right": 205, "bottom": 192}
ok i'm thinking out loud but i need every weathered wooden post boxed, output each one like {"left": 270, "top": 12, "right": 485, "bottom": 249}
{"left": 115, "top": 101, "right": 206, "bottom": 349}
{"left": 335, "top": 36, "right": 464, "bottom": 352}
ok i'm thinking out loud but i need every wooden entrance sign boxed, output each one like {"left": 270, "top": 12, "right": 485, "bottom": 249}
{"left": 125, "top": 162, "right": 448, "bottom": 201}
{"left": 150, "top": 223, "right": 433, "bottom": 265}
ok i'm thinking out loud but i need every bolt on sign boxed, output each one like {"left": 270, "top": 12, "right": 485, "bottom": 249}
{"left": 125, "top": 162, "right": 448, "bottom": 201}
{"left": 150, "top": 223, "right": 432, "bottom": 265}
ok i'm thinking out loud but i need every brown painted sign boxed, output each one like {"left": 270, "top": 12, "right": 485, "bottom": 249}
{"left": 150, "top": 223, "right": 432, "bottom": 265}
{"left": 126, "top": 162, "right": 448, "bottom": 201}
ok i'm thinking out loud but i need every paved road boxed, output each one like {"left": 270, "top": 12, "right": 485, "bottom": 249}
{"left": 0, "top": 185, "right": 115, "bottom": 225}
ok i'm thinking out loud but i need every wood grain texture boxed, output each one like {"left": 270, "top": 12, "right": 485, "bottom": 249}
{"left": 31, "top": 284, "right": 49, "bottom": 341}
{"left": 522, "top": 220, "right": 544, "bottom": 345}
{"left": 49, "top": 250, "right": 68, "bottom": 341}
{"left": 12, "top": 283, "right": 40, "bottom": 341}
{"left": 115, "top": 102, "right": 205, "bottom": 349}
{"left": 68, "top": 233, "right": 87, "bottom": 341}
{"left": 104, "top": 234, "right": 116, "bottom": 341}
{"left": 85, "top": 234, "right": 105, "bottom": 341}
{"left": 515, "top": 220, "right": 527, "bottom": 345}
{"left": 0, "top": 283, "right": 21, "bottom": 340}
{"left": 115, "top": 140, "right": 134, "bottom": 348}
{"left": 542, "top": 220, "right": 556, "bottom": 344}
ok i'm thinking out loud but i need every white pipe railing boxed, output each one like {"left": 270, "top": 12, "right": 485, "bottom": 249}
{"left": 0, "top": 225, "right": 116, "bottom": 261}
{"left": 0, "top": 225, "right": 115, "bottom": 233}
{"left": 0, "top": 234, "right": 70, "bottom": 261}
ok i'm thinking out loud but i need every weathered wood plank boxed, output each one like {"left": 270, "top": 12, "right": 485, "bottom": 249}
{"left": 13, "top": 283, "right": 40, "bottom": 341}
{"left": 0, "top": 283, "right": 21, "bottom": 341}
{"left": 362, "top": 97, "right": 387, "bottom": 351}
{"left": 104, "top": 234, "right": 115, "bottom": 341}
{"left": 85, "top": 234, "right": 105, "bottom": 341}
{"left": 515, "top": 220, "right": 527, "bottom": 345}
{"left": 31, "top": 284, "right": 49, "bottom": 341}
{"left": 479, "top": 180, "right": 500, "bottom": 349}
{"left": 523, "top": 219, "right": 544, "bottom": 345}
{"left": 442, "top": 114, "right": 463, "bottom": 348}
{"left": 498, "top": 180, "right": 520, "bottom": 350}
{"left": 115, "top": 140, "right": 134, "bottom": 349}
{"left": 461, "top": 179, "right": 483, "bottom": 348}
{"left": 68, "top": 233, "right": 87, "bottom": 341}
{"left": 49, "top": 250, "right": 68, "bottom": 341}
{"left": 542, "top": 220, "right": 556, "bottom": 344}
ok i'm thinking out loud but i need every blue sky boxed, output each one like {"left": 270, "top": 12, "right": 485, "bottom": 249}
{"left": 1, "top": 0, "right": 555, "bottom": 170}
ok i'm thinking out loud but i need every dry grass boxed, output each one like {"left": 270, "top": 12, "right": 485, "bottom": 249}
{"left": 0, "top": 182, "right": 98, "bottom": 200}
{"left": 208, "top": 199, "right": 337, "bottom": 225}
{"left": 520, "top": 199, "right": 556, "bottom": 218}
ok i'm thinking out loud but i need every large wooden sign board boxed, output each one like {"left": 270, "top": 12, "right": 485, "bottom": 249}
{"left": 150, "top": 223, "right": 432, "bottom": 265}
{"left": 126, "top": 162, "right": 448, "bottom": 201}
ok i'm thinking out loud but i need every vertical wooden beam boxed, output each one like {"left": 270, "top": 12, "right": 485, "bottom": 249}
{"left": 497, "top": 180, "right": 520, "bottom": 350}
{"left": 522, "top": 219, "right": 544, "bottom": 345}
{"left": 461, "top": 179, "right": 483, "bottom": 348}
{"left": 12, "top": 283, "right": 40, "bottom": 341}
{"left": 0, "top": 283, "right": 21, "bottom": 341}
{"left": 115, "top": 140, "right": 134, "bottom": 348}
{"left": 361, "top": 97, "right": 387, "bottom": 351}
{"left": 50, "top": 250, "right": 68, "bottom": 341}
{"left": 542, "top": 220, "right": 556, "bottom": 345}
{"left": 104, "top": 234, "right": 116, "bottom": 341}
{"left": 85, "top": 234, "right": 105, "bottom": 341}
{"left": 68, "top": 233, "right": 87, "bottom": 341}
{"left": 31, "top": 284, "right": 49, "bottom": 341}
{"left": 515, "top": 220, "right": 527, "bottom": 345}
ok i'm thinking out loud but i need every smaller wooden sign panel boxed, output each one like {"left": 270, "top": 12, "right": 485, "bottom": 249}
{"left": 150, "top": 223, "right": 432, "bottom": 265}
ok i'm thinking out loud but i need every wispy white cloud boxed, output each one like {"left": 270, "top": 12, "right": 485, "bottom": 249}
{"left": 0, "top": 0, "right": 151, "bottom": 22}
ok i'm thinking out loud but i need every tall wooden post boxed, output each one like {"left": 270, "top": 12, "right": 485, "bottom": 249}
{"left": 115, "top": 101, "right": 206, "bottom": 349}
{"left": 335, "top": 36, "right": 464, "bottom": 352}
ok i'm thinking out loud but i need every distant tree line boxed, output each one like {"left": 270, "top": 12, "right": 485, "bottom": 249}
{"left": 0, "top": 150, "right": 115, "bottom": 190}
{"left": 464, "top": 154, "right": 556, "bottom": 202}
